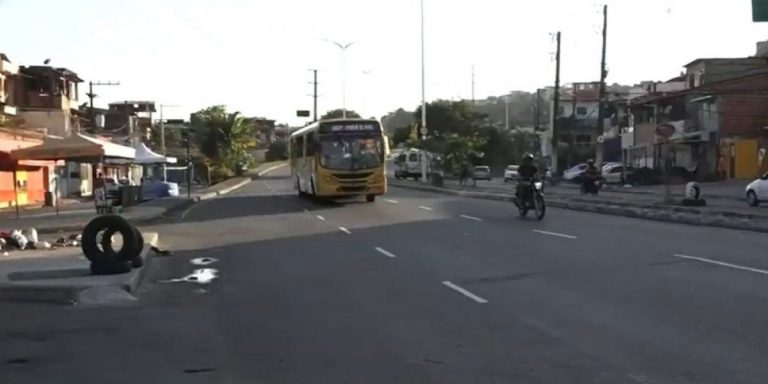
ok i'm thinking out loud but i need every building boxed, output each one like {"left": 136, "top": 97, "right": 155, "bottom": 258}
{"left": 13, "top": 66, "right": 84, "bottom": 137}
{"left": 1, "top": 53, "right": 19, "bottom": 122}
{"left": 629, "top": 69, "right": 768, "bottom": 180}
{"left": 0, "top": 127, "right": 57, "bottom": 208}
{"left": 684, "top": 57, "right": 768, "bottom": 88}
{"left": 101, "top": 101, "right": 156, "bottom": 147}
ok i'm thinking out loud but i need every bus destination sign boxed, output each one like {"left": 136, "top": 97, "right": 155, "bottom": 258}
{"left": 320, "top": 122, "right": 381, "bottom": 134}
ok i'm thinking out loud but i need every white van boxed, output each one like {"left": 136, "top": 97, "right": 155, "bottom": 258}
{"left": 394, "top": 149, "right": 429, "bottom": 180}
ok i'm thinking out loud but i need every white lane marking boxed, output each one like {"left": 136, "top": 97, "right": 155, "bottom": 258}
{"left": 418, "top": 206, "right": 433, "bottom": 211}
{"left": 190, "top": 257, "right": 218, "bottom": 266}
{"left": 442, "top": 281, "right": 488, "bottom": 304}
{"left": 339, "top": 226, "right": 351, "bottom": 234}
{"left": 385, "top": 199, "right": 399, "bottom": 204}
{"left": 533, "top": 230, "right": 578, "bottom": 239}
{"left": 459, "top": 214, "right": 482, "bottom": 221}
{"left": 672, "top": 254, "right": 768, "bottom": 276}
{"left": 375, "top": 247, "right": 396, "bottom": 258}
{"left": 160, "top": 268, "right": 219, "bottom": 284}
{"left": 316, "top": 215, "right": 326, "bottom": 221}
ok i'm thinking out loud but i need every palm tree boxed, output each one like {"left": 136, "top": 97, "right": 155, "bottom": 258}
{"left": 191, "top": 106, "right": 256, "bottom": 172}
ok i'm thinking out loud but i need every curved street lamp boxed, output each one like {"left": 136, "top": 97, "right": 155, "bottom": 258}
{"left": 324, "top": 39, "right": 356, "bottom": 118}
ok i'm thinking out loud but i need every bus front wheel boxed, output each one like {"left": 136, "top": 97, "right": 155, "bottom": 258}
{"left": 366, "top": 194, "right": 376, "bottom": 203}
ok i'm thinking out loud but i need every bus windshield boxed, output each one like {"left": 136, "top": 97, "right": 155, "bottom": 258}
{"left": 319, "top": 136, "right": 383, "bottom": 170}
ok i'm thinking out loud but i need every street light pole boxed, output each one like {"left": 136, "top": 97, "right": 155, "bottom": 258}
{"left": 325, "top": 40, "right": 355, "bottom": 118}
{"left": 158, "top": 104, "right": 179, "bottom": 182}
{"left": 420, "top": 0, "right": 428, "bottom": 183}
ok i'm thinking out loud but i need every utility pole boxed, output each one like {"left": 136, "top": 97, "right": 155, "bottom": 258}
{"left": 86, "top": 81, "right": 119, "bottom": 130}
{"left": 471, "top": 65, "right": 476, "bottom": 104}
{"left": 596, "top": 4, "right": 608, "bottom": 168}
{"left": 309, "top": 69, "right": 318, "bottom": 122}
{"left": 420, "top": 0, "right": 428, "bottom": 183}
{"left": 551, "top": 31, "right": 562, "bottom": 174}
{"left": 535, "top": 89, "right": 542, "bottom": 131}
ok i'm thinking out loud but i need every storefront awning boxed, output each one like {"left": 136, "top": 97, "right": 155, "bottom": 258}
{"left": 134, "top": 142, "right": 177, "bottom": 164}
{"left": 10, "top": 134, "right": 135, "bottom": 161}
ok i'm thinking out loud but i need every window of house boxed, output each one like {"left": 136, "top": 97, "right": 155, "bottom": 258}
{"left": 576, "top": 106, "right": 588, "bottom": 116}
{"left": 575, "top": 134, "right": 591, "bottom": 143}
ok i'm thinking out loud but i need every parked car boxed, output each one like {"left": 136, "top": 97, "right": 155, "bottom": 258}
{"left": 473, "top": 166, "right": 491, "bottom": 181}
{"left": 563, "top": 163, "right": 588, "bottom": 182}
{"left": 103, "top": 177, "right": 121, "bottom": 195}
{"left": 602, "top": 164, "right": 634, "bottom": 184}
{"left": 503, "top": 165, "right": 519, "bottom": 182}
{"left": 746, "top": 172, "right": 768, "bottom": 206}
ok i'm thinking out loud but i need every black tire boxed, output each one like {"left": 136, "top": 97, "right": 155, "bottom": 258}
{"left": 296, "top": 177, "right": 306, "bottom": 198}
{"left": 90, "top": 260, "right": 133, "bottom": 275}
{"left": 131, "top": 228, "right": 145, "bottom": 268}
{"left": 81, "top": 215, "right": 139, "bottom": 264}
{"left": 366, "top": 194, "right": 376, "bottom": 202}
{"left": 747, "top": 190, "right": 760, "bottom": 207}
{"left": 534, "top": 194, "right": 546, "bottom": 220}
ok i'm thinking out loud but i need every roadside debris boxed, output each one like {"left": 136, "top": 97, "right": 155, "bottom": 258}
{"left": 0, "top": 227, "right": 84, "bottom": 253}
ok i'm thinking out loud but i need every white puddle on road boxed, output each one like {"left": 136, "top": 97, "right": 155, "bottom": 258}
{"left": 161, "top": 268, "right": 219, "bottom": 284}
{"left": 190, "top": 257, "right": 218, "bottom": 266}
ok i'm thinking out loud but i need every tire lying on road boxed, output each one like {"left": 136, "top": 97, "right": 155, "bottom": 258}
{"left": 130, "top": 227, "right": 145, "bottom": 268}
{"left": 81, "top": 215, "right": 142, "bottom": 274}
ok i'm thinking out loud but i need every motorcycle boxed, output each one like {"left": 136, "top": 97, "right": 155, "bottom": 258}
{"left": 580, "top": 175, "right": 603, "bottom": 196}
{"left": 514, "top": 179, "right": 546, "bottom": 220}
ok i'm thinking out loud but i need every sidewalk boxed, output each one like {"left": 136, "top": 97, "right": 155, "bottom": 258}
{"left": 0, "top": 199, "right": 94, "bottom": 220}
{"left": 0, "top": 162, "right": 287, "bottom": 234}
{"left": 0, "top": 232, "right": 159, "bottom": 304}
{"left": 555, "top": 179, "right": 749, "bottom": 202}
{"left": 390, "top": 177, "right": 768, "bottom": 233}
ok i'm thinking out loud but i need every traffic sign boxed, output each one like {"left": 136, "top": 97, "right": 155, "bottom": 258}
{"left": 420, "top": 127, "right": 428, "bottom": 135}
{"left": 596, "top": 135, "right": 605, "bottom": 144}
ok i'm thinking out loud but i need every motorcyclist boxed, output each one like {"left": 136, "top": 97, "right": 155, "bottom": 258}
{"left": 516, "top": 153, "right": 538, "bottom": 202}
{"left": 582, "top": 159, "right": 601, "bottom": 191}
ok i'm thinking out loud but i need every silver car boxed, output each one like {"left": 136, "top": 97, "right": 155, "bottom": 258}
{"left": 473, "top": 166, "right": 491, "bottom": 181}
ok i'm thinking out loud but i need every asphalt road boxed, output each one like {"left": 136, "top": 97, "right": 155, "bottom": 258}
{"left": 2, "top": 166, "right": 768, "bottom": 383}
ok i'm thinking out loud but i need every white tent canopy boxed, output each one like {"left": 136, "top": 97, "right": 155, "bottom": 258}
{"left": 134, "top": 142, "right": 177, "bottom": 164}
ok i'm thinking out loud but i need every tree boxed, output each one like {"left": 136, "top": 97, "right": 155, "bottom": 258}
{"left": 265, "top": 141, "right": 288, "bottom": 161}
{"left": 321, "top": 109, "right": 361, "bottom": 120}
{"left": 381, "top": 108, "right": 415, "bottom": 134}
{"left": 190, "top": 105, "right": 257, "bottom": 174}
{"left": 441, "top": 134, "right": 486, "bottom": 174}
{"left": 414, "top": 101, "right": 487, "bottom": 138}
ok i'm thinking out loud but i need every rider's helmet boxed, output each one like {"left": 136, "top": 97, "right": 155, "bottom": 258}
{"left": 522, "top": 152, "right": 534, "bottom": 164}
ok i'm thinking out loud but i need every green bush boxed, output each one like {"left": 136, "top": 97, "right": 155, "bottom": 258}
{"left": 266, "top": 141, "right": 288, "bottom": 161}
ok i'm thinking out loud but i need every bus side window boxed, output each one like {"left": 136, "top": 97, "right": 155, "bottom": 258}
{"left": 293, "top": 136, "right": 305, "bottom": 157}
{"left": 306, "top": 133, "right": 316, "bottom": 156}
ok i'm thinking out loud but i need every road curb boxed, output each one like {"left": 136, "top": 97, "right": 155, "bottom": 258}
{"left": 193, "top": 162, "right": 287, "bottom": 202}
{"left": 252, "top": 163, "right": 287, "bottom": 179}
{"left": 389, "top": 179, "right": 768, "bottom": 234}
{"left": 0, "top": 232, "right": 160, "bottom": 304}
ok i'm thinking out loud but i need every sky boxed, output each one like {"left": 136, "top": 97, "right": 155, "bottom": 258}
{"left": 2, "top": 0, "right": 768, "bottom": 126}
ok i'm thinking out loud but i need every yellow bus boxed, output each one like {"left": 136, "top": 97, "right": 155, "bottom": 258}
{"left": 290, "top": 118, "right": 388, "bottom": 202}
